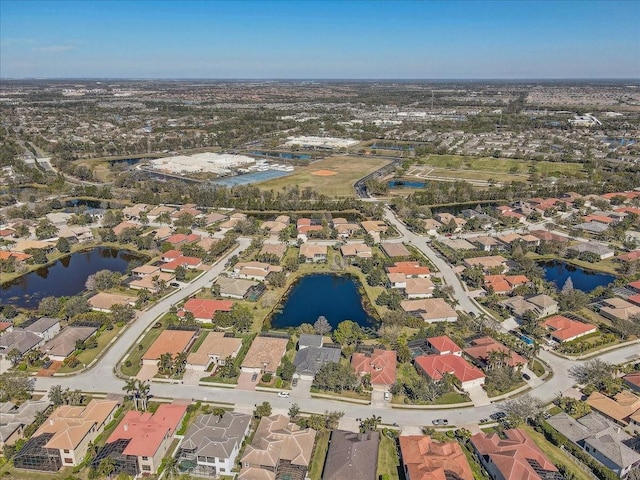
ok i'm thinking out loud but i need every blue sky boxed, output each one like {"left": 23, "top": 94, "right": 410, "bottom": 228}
{"left": 1, "top": 0, "right": 638, "bottom": 79}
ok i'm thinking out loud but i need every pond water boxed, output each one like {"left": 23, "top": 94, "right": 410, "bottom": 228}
{"left": 388, "top": 180, "right": 426, "bottom": 189}
{"left": 0, "top": 247, "right": 142, "bottom": 309}
{"left": 270, "top": 274, "right": 373, "bottom": 329}
{"left": 539, "top": 260, "right": 615, "bottom": 293}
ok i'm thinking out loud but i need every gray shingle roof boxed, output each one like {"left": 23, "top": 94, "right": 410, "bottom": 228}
{"left": 0, "top": 330, "right": 42, "bottom": 355}
{"left": 180, "top": 412, "right": 251, "bottom": 459}
{"left": 293, "top": 346, "right": 341, "bottom": 377}
{"left": 322, "top": 430, "right": 380, "bottom": 480}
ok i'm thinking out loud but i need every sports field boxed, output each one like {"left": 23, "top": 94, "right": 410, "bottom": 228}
{"left": 417, "top": 154, "right": 585, "bottom": 180}
{"left": 256, "top": 156, "right": 391, "bottom": 197}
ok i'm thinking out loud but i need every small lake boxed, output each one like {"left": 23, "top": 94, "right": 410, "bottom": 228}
{"left": 270, "top": 274, "right": 373, "bottom": 329}
{"left": 388, "top": 180, "right": 426, "bottom": 189}
{"left": 0, "top": 247, "right": 142, "bottom": 309}
{"left": 539, "top": 260, "right": 615, "bottom": 293}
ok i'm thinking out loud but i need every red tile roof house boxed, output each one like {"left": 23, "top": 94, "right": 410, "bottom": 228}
{"left": 464, "top": 337, "right": 526, "bottom": 370}
{"left": 483, "top": 275, "right": 530, "bottom": 295}
{"left": 414, "top": 354, "right": 485, "bottom": 391}
{"left": 399, "top": 435, "right": 474, "bottom": 480}
{"left": 617, "top": 250, "right": 640, "bottom": 263}
{"left": 142, "top": 330, "right": 197, "bottom": 366}
{"left": 542, "top": 315, "right": 597, "bottom": 343}
{"left": 161, "top": 250, "right": 183, "bottom": 262}
{"left": 426, "top": 336, "right": 462, "bottom": 356}
{"left": 624, "top": 372, "right": 640, "bottom": 393}
{"left": 180, "top": 298, "right": 234, "bottom": 322}
{"left": 470, "top": 429, "right": 559, "bottom": 480}
{"left": 160, "top": 256, "right": 203, "bottom": 273}
{"left": 96, "top": 403, "right": 188, "bottom": 476}
{"left": 165, "top": 233, "right": 201, "bottom": 247}
{"left": 386, "top": 261, "right": 431, "bottom": 278}
{"left": 351, "top": 349, "right": 397, "bottom": 387}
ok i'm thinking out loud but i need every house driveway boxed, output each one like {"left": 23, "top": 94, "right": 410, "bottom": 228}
{"left": 291, "top": 378, "right": 312, "bottom": 399}
{"left": 183, "top": 369, "right": 203, "bottom": 386}
{"left": 237, "top": 371, "right": 257, "bottom": 391}
{"left": 466, "top": 385, "right": 491, "bottom": 406}
{"left": 136, "top": 364, "right": 158, "bottom": 381}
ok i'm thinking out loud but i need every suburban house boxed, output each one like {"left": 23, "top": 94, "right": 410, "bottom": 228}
{"left": 547, "top": 412, "right": 640, "bottom": 478}
{"left": 14, "top": 399, "right": 120, "bottom": 471}
{"left": 399, "top": 435, "right": 473, "bottom": 480}
{"left": 387, "top": 261, "right": 431, "bottom": 278}
{"left": 341, "top": 243, "right": 372, "bottom": 259}
{"left": 422, "top": 218, "right": 443, "bottom": 236}
{"left": 0, "top": 317, "right": 61, "bottom": 360}
{"left": 0, "top": 321, "right": 13, "bottom": 336}
{"left": 160, "top": 255, "right": 203, "bottom": 273}
{"left": 361, "top": 221, "right": 388, "bottom": 243}
{"left": 129, "top": 271, "right": 175, "bottom": 292}
{"left": 470, "top": 429, "right": 559, "bottom": 480}
{"left": 401, "top": 298, "right": 458, "bottom": 323}
{"left": 176, "top": 412, "right": 252, "bottom": 478}
{"left": 483, "top": 275, "right": 529, "bottom": 295}
{"left": 260, "top": 243, "right": 288, "bottom": 260}
{"left": 381, "top": 242, "right": 411, "bottom": 257}
{"left": 233, "top": 261, "right": 283, "bottom": 281}
{"left": 0, "top": 400, "right": 51, "bottom": 448}
{"left": 463, "top": 256, "right": 508, "bottom": 273}
{"left": 239, "top": 414, "right": 316, "bottom": 480}
{"left": 262, "top": 220, "right": 288, "bottom": 234}
{"left": 597, "top": 298, "right": 640, "bottom": 322}
{"left": 470, "top": 236, "right": 503, "bottom": 252}
{"left": 334, "top": 222, "right": 362, "bottom": 238}
{"left": 240, "top": 336, "right": 288, "bottom": 375}
{"left": 542, "top": 316, "right": 597, "bottom": 343}
{"left": 322, "top": 430, "right": 379, "bottom": 480}
{"left": 180, "top": 298, "right": 234, "bottom": 322}
{"left": 40, "top": 326, "right": 98, "bottom": 362}
{"left": 112, "top": 221, "right": 141, "bottom": 237}
{"left": 141, "top": 330, "right": 196, "bottom": 366}
{"left": 414, "top": 354, "right": 485, "bottom": 391}
{"left": 132, "top": 265, "right": 161, "bottom": 278}
{"left": 293, "top": 340, "right": 341, "bottom": 381}
{"left": 215, "top": 277, "right": 263, "bottom": 300}
{"left": 464, "top": 337, "right": 526, "bottom": 370}
{"left": 299, "top": 243, "right": 328, "bottom": 263}
{"left": 426, "top": 336, "right": 463, "bottom": 356}
{"left": 165, "top": 233, "right": 201, "bottom": 247}
{"left": 501, "top": 294, "right": 558, "bottom": 319}
{"left": 186, "top": 332, "right": 243, "bottom": 372}
{"left": 88, "top": 292, "right": 136, "bottom": 313}
{"left": 585, "top": 391, "right": 640, "bottom": 426}
{"left": 388, "top": 273, "right": 434, "bottom": 298}
{"left": 92, "top": 402, "right": 188, "bottom": 476}
{"left": 350, "top": 349, "right": 397, "bottom": 387}
{"left": 568, "top": 242, "right": 615, "bottom": 260}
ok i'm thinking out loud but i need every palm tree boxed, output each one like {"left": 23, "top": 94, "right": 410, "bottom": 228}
{"left": 123, "top": 378, "right": 139, "bottom": 410}
{"left": 137, "top": 380, "right": 151, "bottom": 411}
{"left": 158, "top": 352, "right": 173, "bottom": 376}
{"left": 172, "top": 352, "right": 187, "bottom": 377}
{"left": 98, "top": 456, "right": 116, "bottom": 479}
{"left": 165, "top": 456, "right": 179, "bottom": 479}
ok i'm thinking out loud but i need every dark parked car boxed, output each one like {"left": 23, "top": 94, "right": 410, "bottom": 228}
{"left": 292, "top": 378, "right": 298, "bottom": 387}
{"left": 251, "top": 373, "right": 258, "bottom": 382}
{"left": 522, "top": 373, "right": 531, "bottom": 380}
{"left": 490, "top": 412, "right": 506, "bottom": 420}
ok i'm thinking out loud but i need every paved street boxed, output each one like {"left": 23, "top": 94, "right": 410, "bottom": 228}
{"left": 30, "top": 216, "right": 640, "bottom": 430}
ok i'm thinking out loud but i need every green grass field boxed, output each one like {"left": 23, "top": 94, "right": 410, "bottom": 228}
{"left": 377, "top": 434, "right": 401, "bottom": 480}
{"left": 413, "top": 154, "right": 585, "bottom": 180}
{"left": 256, "top": 155, "right": 391, "bottom": 197}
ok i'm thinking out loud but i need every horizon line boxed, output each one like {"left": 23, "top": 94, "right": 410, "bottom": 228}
{"left": 2, "top": 77, "right": 639, "bottom": 82}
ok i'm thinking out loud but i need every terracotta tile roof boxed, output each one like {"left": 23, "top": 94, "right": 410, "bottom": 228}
{"left": 617, "top": 251, "right": 640, "bottom": 262}
{"left": 543, "top": 315, "right": 597, "bottom": 342}
{"left": 414, "top": 354, "right": 485, "bottom": 384}
{"left": 464, "top": 336, "right": 526, "bottom": 368}
{"left": 297, "top": 225, "right": 323, "bottom": 234}
{"left": 241, "top": 337, "right": 288, "bottom": 372}
{"left": 470, "top": 429, "right": 558, "bottom": 480}
{"left": 162, "top": 249, "right": 183, "bottom": 260}
{"left": 166, "top": 233, "right": 201, "bottom": 245}
{"left": 624, "top": 372, "right": 640, "bottom": 389}
{"left": 142, "top": 330, "right": 196, "bottom": 361}
{"left": 106, "top": 403, "right": 187, "bottom": 457}
{"left": 387, "top": 261, "right": 431, "bottom": 277}
{"left": 484, "top": 275, "right": 529, "bottom": 293}
{"left": 351, "top": 349, "right": 397, "bottom": 386}
{"left": 35, "top": 399, "right": 119, "bottom": 451}
{"left": 112, "top": 221, "right": 140, "bottom": 236}
{"left": 586, "top": 391, "right": 640, "bottom": 425}
{"left": 162, "top": 256, "right": 202, "bottom": 271}
{"left": 88, "top": 292, "right": 135, "bottom": 311}
{"left": 399, "top": 435, "right": 473, "bottom": 480}
{"left": 400, "top": 298, "right": 458, "bottom": 322}
{"left": 0, "top": 251, "right": 32, "bottom": 262}
{"left": 426, "top": 336, "right": 462, "bottom": 355}
{"left": 181, "top": 298, "right": 233, "bottom": 320}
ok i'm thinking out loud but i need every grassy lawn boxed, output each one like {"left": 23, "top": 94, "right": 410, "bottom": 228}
{"left": 434, "top": 391, "right": 471, "bottom": 404}
{"left": 415, "top": 154, "right": 585, "bottom": 178}
{"left": 520, "top": 425, "right": 595, "bottom": 480}
{"left": 256, "top": 156, "right": 391, "bottom": 197}
{"left": 121, "top": 317, "right": 169, "bottom": 377}
{"left": 377, "top": 434, "right": 401, "bottom": 480}
{"left": 531, "top": 359, "right": 546, "bottom": 377}
{"left": 308, "top": 431, "right": 330, "bottom": 480}
{"left": 58, "top": 324, "right": 123, "bottom": 373}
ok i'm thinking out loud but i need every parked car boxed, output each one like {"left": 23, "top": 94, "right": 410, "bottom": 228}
{"left": 251, "top": 373, "right": 258, "bottom": 382}
{"left": 170, "top": 282, "right": 180, "bottom": 287}
{"left": 432, "top": 418, "right": 448, "bottom": 425}
{"left": 522, "top": 373, "right": 531, "bottom": 380}
{"left": 277, "top": 391, "right": 290, "bottom": 398}
{"left": 490, "top": 412, "right": 506, "bottom": 420}
{"left": 384, "top": 391, "right": 391, "bottom": 401}
{"left": 292, "top": 378, "right": 298, "bottom": 387}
